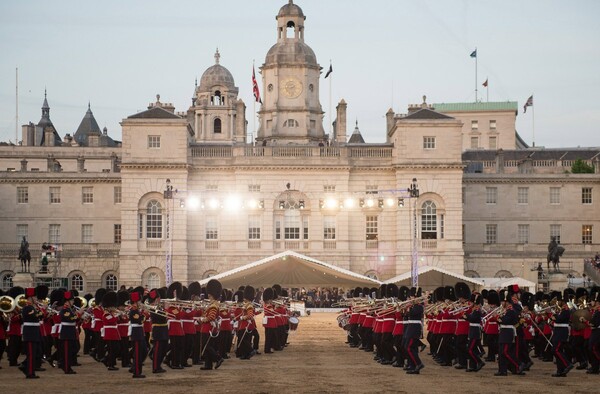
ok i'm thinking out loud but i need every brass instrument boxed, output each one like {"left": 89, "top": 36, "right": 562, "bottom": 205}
{"left": 571, "top": 308, "right": 592, "bottom": 331}
{"left": 0, "top": 295, "right": 16, "bottom": 313}
{"left": 142, "top": 299, "right": 177, "bottom": 319}
{"left": 76, "top": 296, "right": 88, "bottom": 308}
{"left": 15, "top": 294, "right": 29, "bottom": 308}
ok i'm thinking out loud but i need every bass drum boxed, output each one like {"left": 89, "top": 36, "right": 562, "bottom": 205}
{"left": 288, "top": 316, "right": 300, "bottom": 332}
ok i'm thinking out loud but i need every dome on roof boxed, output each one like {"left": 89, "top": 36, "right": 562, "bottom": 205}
{"left": 278, "top": 1, "right": 304, "bottom": 18}
{"left": 198, "top": 49, "right": 238, "bottom": 93}
{"left": 265, "top": 41, "right": 317, "bottom": 66}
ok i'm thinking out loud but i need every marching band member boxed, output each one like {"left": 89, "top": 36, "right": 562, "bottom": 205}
{"left": 495, "top": 291, "right": 524, "bottom": 376}
{"left": 179, "top": 286, "right": 195, "bottom": 367}
{"left": 453, "top": 283, "right": 472, "bottom": 370}
{"left": 570, "top": 288, "right": 588, "bottom": 370}
{"left": 20, "top": 287, "right": 42, "bottom": 379}
{"left": 262, "top": 287, "right": 278, "bottom": 353}
{"left": 6, "top": 287, "right": 24, "bottom": 367}
{"left": 128, "top": 289, "right": 147, "bottom": 378}
{"left": 391, "top": 286, "right": 407, "bottom": 368}
{"left": 237, "top": 286, "right": 256, "bottom": 359}
{"left": 404, "top": 288, "right": 425, "bottom": 374}
{"left": 148, "top": 289, "right": 168, "bottom": 373}
{"left": 101, "top": 291, "right": 121, "bottom": 371}
{"left": 379, "top": 284, "right": 398, "bottom": 366}
{"left": 551, "top": 291, "right": 572, "bottom": 377}
{"left": 465, "top": 292, "right": 484, "bottom": 372}
{"left": 483, "top": 290, "right": 500, "bottom": 363}
{"left": 199, "top": 279, "right": 224, "bottom": 370}
{"left": 91, "top": 288, "right": 107, "bottom": 363}
{"left": 588, "top": 287, "right": 600, "bottom": 374}
{"left": 0, "top": 290, "right": 6, "bottom": 368}
{"left": 81, "top": 293, "right": 94, "bottom": 356}
{"left": 116, "top": 290, "right": 131, "bottom": 368}
{"left": 218, "top": 290, "right": 234, "bottom": 359}
{"left": 58, "top": 291, "right": 77, "bottom": 374}
{"left": 165, "top": 282, "right": 185, "bottom": 369}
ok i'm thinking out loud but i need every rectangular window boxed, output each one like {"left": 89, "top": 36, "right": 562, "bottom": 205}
{"left": 489, "top": 120, "right": 497, "bottom": 131}
{"left": 486, "top": 187, "right": 497, "bottom": 204}
{"left": 114, "top": 186, "right": 122, "bottom": 204}
{"left": 550, "top": 224, "right": 561, "bottom": 244}
{"left": 366, "top": 215, "right": 378, "bottom": 240}
{"left": 275, "top": 220, "right": 281, "bottom": 240}
{"left": 303, "top": 217, "right": 309, "bottom": 240}
{"left": 323, "top": 216, "right": 336, "bottom": 240}
{"left": 423, "top": 136, "right": 436, "bottom": 149}
{"left": 470, "top": 136, "right": 479, "bottom": 149}
{"left": 489, "top": 136, "right": 497, "bottom": 150}
{"left": 17, "top": 224, "right": 28, "bottom": 243}
{"left": 148, "top": 135, "right": 161, "bottom": 148}
{"left": 471, "top": 120, "right": 479, "bottom": 131}
{"left": 582, "top": 225, "right": 593, "bottom": 244}
{"left": 49, "top": 186, "right": 61, "bottom": 204}
{"left": 138, "top": 213, "right": 143, "bottom": 239}
{"left": 205, "top": 217, "right": 218, "bottom": 240}
{"left": 462, "top": 187, "right": 466, "bottom": 205}
{"left": 462, "top": 224, "right": 466, "bottom": 244}
{"left": 82, "top": 187, "right": 94, "bottom": 204}
{"left": 517, "top": 187, "right": 529, "bottom": 204}
{"left": 366, "top": 185, "right": 378, "bottom": 195}
{"left": 582, "top": 187, "right": 592, "bottom": 204}
{"left": 485, "top": 224, "right": 497, "bottom": 244}
{"left": 284, "top": 212, "right": 300, "bottom": 240}
{"left": 248, "top": 216, "right": 261, "bottom": 240}
{"left": 550, "top": 187, "right": 561, "bottom": 204}
{"left": 17, "top": 186, "right": 28, "bottom": 203}
{"left": 248, "top": 184, "right": 261, "bottom": 193}
{"left": 114, "top": 224, "right": 122, "bottom": 244}
{"left": 440, "top": 214, "right": 445, "bottom": 239}
{"left": 49, "top": 224, "right": 61, "bottom": 244}
{"left": 81, "top": 224, "right": 93, "bottom": 243}
{"left": 206, "top": 185, "right": 218, "bottom": 192}
{"left": 518, "top": 224, "right": 529, "bottom": 244}
{"left": 323, "top": 185, "right": 336, "bottom": 193}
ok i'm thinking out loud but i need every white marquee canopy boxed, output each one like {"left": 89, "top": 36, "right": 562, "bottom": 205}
{"left": 197, "top": 251, "right": 382, "bottom": 289}
{"left": 383, "top": 266, "right": 485, "bottom": 291}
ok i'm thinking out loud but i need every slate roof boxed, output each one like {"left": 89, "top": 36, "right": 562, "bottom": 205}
{"left": 400, "top": 108, "right": 454, "bottom": 120}
{"left": 128, "top": 106, "right": 182, "bottom": 119}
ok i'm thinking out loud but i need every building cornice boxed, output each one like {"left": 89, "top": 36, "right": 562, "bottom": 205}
{"left": 463, "top": 174, "right": 600, "bottom": 184}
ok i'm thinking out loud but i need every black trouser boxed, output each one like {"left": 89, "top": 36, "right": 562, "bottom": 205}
{"left": 455, "top": 334, "right": 468, "bottom": 366}
{"left": 394, "top": 334, "right": 406, "bottom": 365}
{"left": 349, "top": 323, "right": 360, "bottom": 346}
{"left": 236, "top": 329, "right": 253, "bottom": 358}
{"left": 0, "top": 338, "right": 6, "bottom": 362}
{"left": 486, "top": 334, "right": 498, "bottom": 361}
{"left": 105, "top": 339, "right": 119, "bottom": 368}
{"left": 61, "top": 339, "right": 77, "bottom": 373}
{"left": 83, "top": 328, "right": 93, "bottom": 354}
{"left": 251, "top": 329, "right": 260, "bottom": 351}
{"left": 219, "top": 330, "right": 232, "bottom": 356}
{"left": 151, "top": 339, "right": 167, "bottom": 371}
{"left": 7, "top": 335, "right": 21, "bottom": 365}
{"left": 120, "top": 337, "right": 130, "bottom": 367}
{"left": 131, "top": 340, "right": 147, "bottom": 376}
{"left": 404, "top": 336, "right": 422, "bottom": 369}
{"left": 21, "top": 340, "right": 38, "bottom": 377}
{"left": 467, "top": 337, "right": 482, "bottom": 369}
{"left": 264, "top": 327, "right": 278, "bottom": 352}
{"left": 184, "top": 333, "right": 194, "bottom": 364}
{"left": 168, "top": 335, "right": 184, "bottom": 367}
{"left": 380, "top": 332, "right": 394, "bottom": 361}
{"left": 192, "top": 332, "right": 201, "bottom": 363}
{"left": 498, "top": 342, "right": 518, "bottom": 373}
{"left": 553, "top": 339, "right": 570, "bottom": 373}
{"left": 441, "top": 333, "right": 455, "bottom": 364}
{"left": 570, "top": 335, "right": 586, "bottom": 365}
{"left": 200, "top": 333, "right": 220, "bottom": 368}
{"left": 94, "top": 332, "right": 106, "bottom": 360}
{"left": 589, "top": 338, "right": 600, "bottom": 372}
{"left": 373, "top": 332, "right": 382, "bottom": 358}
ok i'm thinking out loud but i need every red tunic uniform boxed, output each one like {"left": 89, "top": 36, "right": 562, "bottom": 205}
{"left": 166, "top": 307, "right": 184, "bottom": 337}
{"left": 102, "top": 310, "right": 121, "bottom": 341}
{"left": 263, "top": 304, "right": 278, "bottom": 329}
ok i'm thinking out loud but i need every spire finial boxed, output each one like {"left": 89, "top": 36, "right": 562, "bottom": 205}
{"left": 88, "top": 101, "right": 91, "bottom": 110}
{"left": 44, "top": 88, "right": 47, "bottom": 99}
{"left": 214, "top": 48, "right": 220, "bottom": 64}
{"left": 195, "top": 77, "right": 198, "bottom": 87}
{"left": 156, "top": 94, "right": 161, "bottom": 103}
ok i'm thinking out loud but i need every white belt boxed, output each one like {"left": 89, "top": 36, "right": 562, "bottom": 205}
{"left": 23, "top": 322, "right": 41, "bottom": 327}
{"left": 51, "top": 325, "right": 58, "bottom": 334}
{"left": 444, "top": 319, "right": 457, "bottom": 322}
{"left": 130, "top": 323, "right": 143, "bottom": 328}
{"left": 554, "top": 323, "right": 570, "bottom": 328}
{"left": 406, "top": 320, "right": 423, "bottom": 325}
{"left": 118, "top": 323, "right": 129, "bottom": 327}
{"left": 469, "top": 323, "right": 482, "bottom": 328}
{"left": 60, "top": 322, "right": 76, "bottom": 327}
{"left": 92, "top": 318, "right": 101, "bottom": 329}
{"left": 128, "top": 323, "right": 143, "bottom": 336}
{"left": 104, "top": 325, "right": 117, "bottom": 328}
{"left": 168, "top": 320, "right": 183, "bottom": 327}
{"left": 383, "top": 318, "right": 394, "bottom": 322}
{"left": 181, "top": 319, "right": 194, "bottom": 324}
{"left": 221, "top": 318, "right": 230, "bottom": 322}
{"left": 500, "top": 325, "right": 515, "bottom": 329}
{"left": 395, "top": 321, "right": 404, "bottom": 324}
{"left": 487, "top": 322, "right": 498, "bottom": 325}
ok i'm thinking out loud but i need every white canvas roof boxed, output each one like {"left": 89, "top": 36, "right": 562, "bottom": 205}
{"left": 197, "top": 251, "right": 382, "bottom": 288}
{"left": 383, "top": 266, "right": 485, "bottom": 291}
{"left": 478, "top": 277, "right": 537, "bottom": 291}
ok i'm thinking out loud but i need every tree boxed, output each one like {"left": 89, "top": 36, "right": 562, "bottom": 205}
{"left": 571, "top": 159, "right": 594, "bottom": 174}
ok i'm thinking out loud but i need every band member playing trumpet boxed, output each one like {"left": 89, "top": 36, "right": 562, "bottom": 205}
{"left": 148, "top": 289, "right": 168, "bottom": 373}
{"left": 237, "top": 286, "right": 256, "bottom": 360}
{"left": 59, "top": 291, "right": 78, "bottom": 374}
{"left": 551, "top": 293, "right": 572, "bottom": 377}
{"left": 465, "top": 293, "right": 484, "bottom": 372}
{"left": 496, "top": 291, "right": 524, "bottom": 376}
{"left": 20, "top": 288, "right": 42, "bottom": 379}
{"left": 129, "top": 289, "right": 147, "bottom": 378}
{"left": 199, "top": 279, "right": 224, "bottom": 370}
{"left": 101, "top": 291, "right": 121, "bottom": 371}
{"left": 404, "top": 288, "right": 425, "bottom": 374}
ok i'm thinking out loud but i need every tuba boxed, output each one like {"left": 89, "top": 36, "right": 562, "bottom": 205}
{"left": 0, "top": 295, "right": 16, "bottom": 313}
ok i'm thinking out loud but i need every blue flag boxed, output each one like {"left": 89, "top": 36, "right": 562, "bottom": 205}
{"left": 470, "top": 49, "right": 477, "bottom": 58}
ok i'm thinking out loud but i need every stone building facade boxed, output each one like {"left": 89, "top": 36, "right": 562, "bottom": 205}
{"left": 0, "top": 1, "right": 598, "bottom": 293}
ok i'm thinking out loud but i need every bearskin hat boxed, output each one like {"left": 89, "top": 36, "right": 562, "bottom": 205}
{"left": 444, "top": 286, "right": 456, "bottom": 302}
{"left": 167, "top": 281, "right": 183, "bottom": 299}
{"left": 399, "top": 286, "right": 410, "bottom": 302}
{"left": 64, "top": 291, "right": 74, "bottom": 301}
{"left": 70, "top": 289, "right": 79, "bottom": 297}
{"left": 50, "top": 289, "right": 65, "bottom": 306}
{"left": 550, "top": 290, "right": 562, "bottom": 302}
{"left": 158, "top": 287, "right": 168, "bottom": 299}
{"left": 132, "top": 286, "right": 145, "bottom": 300}
{"left": 369, "top": 287, "right": 378, "bottom": 299}
{"left": 472, "top": 292, "right": 484, "bottom": 306}
{"left": 233, "top": 290, "right": 244, "bottom": 303}
{"left": 353, "top": 287, "right": 362, "bottom": 298}
{"left": 272, "top": 284, "right": 282, "bottom": 298}
{"left": 563, "top": 287, "right": 575, "bottom": 301}
{"left": 8, "top": 286, "right": 24, "bottom": 299}
{"left": 433, "top": 287, "right": 444, "bottom": 303}
{"left": 94, "top": 288, "right": 107, "bottom": 306}
{"left": 575, "top": 287, "right": 588, "bottom": 300}
{"left": 35, "top": 285, "right": 49, "bottom": 300}
{"left": 387, "top": 283, "right": 399, "bottom": 298}
{"left": 263, "top": 287, "right": 274, "bottom": 302}
{"left": 499, "top": 289, "right": 510, "bottom": 303}
{"left": 379, "top": 284, "right": 388, "bottom": 298}
{"left": 188, "top": 282, "right": 202, "bottom": 298}
{"left": 117, "top": 290, "right": 129, "bottom": 307}
{"left": 455, "top": 282, "right": 471, "bottom": 300}
{"left": 206, "top": 279, "right": 222, "bottom": 300}
{"left": 83, "top": 293, "right": 93, "bottom": 302}
{"left": 487, "top": 290, "right": 500, "bottom": 306}
{"left": 410, "top": 287, "right": 422, "bottom": 298}
{"left": 181, "top": 286, "right": 190, "bottom": 301}
{"left": 521, "top": 292, "right": 534, "bottom": 310}
{"left": 534, "top": 291, "right": 544, "bottom": 302}
{"left": 481, "top": 289, "right": 489, "bottom": 300}
{"left": 363, "top": 287, "right": 370, "bottom": 297}
{"left": 281, "top": 289, "right": 288, "bottom": 298}
{"left": 244, "top": 286, "right": 256, "bottom": 301}
{"left": 590, "top": 286, "right": 599, "bottom": 303}
{"left": 102, "top": 291, "right": 117, "bottom": 308}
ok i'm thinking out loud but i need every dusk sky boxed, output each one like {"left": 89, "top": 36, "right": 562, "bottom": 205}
{"left": 0, "top": 0, "right": 598, "bottom": 148}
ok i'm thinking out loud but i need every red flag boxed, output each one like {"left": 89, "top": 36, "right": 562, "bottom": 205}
{"left": 252, "top": 66, "right": 262, "bottom": 104}
{"left": 482, "top": 79, "right": 488, "bottom": 88}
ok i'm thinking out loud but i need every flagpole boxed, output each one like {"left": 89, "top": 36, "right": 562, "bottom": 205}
{"left": 532, "top": 98, "right": 535, "bottom": 147}
{"left": 253, "top": 60, "right": 256, "bottom": 146}
{"left": 486, "top": 77, "right": 489, "bottom": 102}
{"left": 475, "top": 47, "right": 478, "bottom": 102}
{"left": 329, "top": 59, "right": 332, "bottom": 139}
{"left": 15, "top": 67, "right": 19, "bottom": 144}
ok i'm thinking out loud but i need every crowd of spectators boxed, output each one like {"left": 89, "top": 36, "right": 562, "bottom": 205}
{"left": 290, "top": 287, "right": 348, "bottom": 308}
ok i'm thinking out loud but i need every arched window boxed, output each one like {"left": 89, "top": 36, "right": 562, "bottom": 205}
{"left": 146, "top": 200, "right": 163, "bottom": 239}
{"left": 211, "top": 90, "right": 223, "bottom": 105}
{"left": 421, "top": 201, "right": 437, "bottom": 239}
{"left": 283, "top": 119, "right": 299, "bottom": 128}
{"left": 71, "top": 274, "right": 84, "bottom": 292}
{"left": 464, "top": 270, "right": 480, "bottom": 278}
{"left": 286, "top": 21, "right": 295, "bottom": 38}
{"left": 202, "top": 270, "right": 218, "bottom": 279}
{"left": 146, "top": 272, "right": 161, "bottom": 289}
{"left": 1, "top": 272, "right": 14, "bottom": 291}
{"left": 364, "top": 270, "right": 379, "bottom": 280}
{"left": 105, "top": 274, "right": 118, "bottom": 291}
{"left": 214, "top": 118, "right": 222, "bottom": 133}
{"left": 494, "top": 270, "right": 513, "bottom": 279}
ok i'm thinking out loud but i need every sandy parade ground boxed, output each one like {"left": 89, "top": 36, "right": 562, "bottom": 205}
{"left": 0, "top": 312, "right": 597, "bottom": 394}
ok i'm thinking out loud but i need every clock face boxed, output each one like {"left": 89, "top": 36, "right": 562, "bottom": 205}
{"left": 280, "top": 77, "right": 303, "bottom": 99}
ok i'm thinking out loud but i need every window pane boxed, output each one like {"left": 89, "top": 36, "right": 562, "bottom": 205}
{"left": 582, "top": 225, "right": 593, "bottom": 244}
{"left": 323, "top": 216, "right": 336, "bottom": 240}
{"left": 105, "top": 274, "right": 118, "bottom": 291}
{"left": 114, "top": 186, "right": 122, "bottom": 204}
{"left": 82, "top": 187, "right": 94, "bottom": 204}
{"left": 49, "top": 187, "right": 61, "bottom": 203}
{"left": 582, "top": 188, "right": 592, "bottom": 204}
{"left": 49, "top": 224, "right": 61, "bottom": 244}
{"left": 206, "top": 217, "right": 218, "bottom": 239}
{"left": 148, "top": 135, "right": 161, "bottom": 148}
{"left": 550, "top": 187, "right": 560, "bottom": 204}
{"left": 486, "top": 224, "right": 497, "bottom": 244}
{"left": 81, "top": 224, "right": 93, "bottom": 243}
{"left": 248, "top": 216, "right": 261, "bottom": 240}
{"left": 146, "top": 200, "right": 162, "bottom": 239}
{"left": 518, "top": 187, "right": 529, "bottom": 204}
{"left": 114, "top": 224, "right": 122, "bottom": 244}
{"left": 17, "top": 187, "right": 29, "bottom": 203}
{"left": 71, "top": 274, "right": 84, "bottom": 292}
{"left": 421, "top": 201, "right": 437, "bottom": 239}
{"left": 518, "top": 224, "right": 529, "bottom": 244}
{"left": 550, "top": 224, "right": 561, "bottom": 244}
{"left": 17, "top": 224, "right": 28, "bottom": 243}
{"left": 366, "top": 215, "right": 378, "bottom": 240}
{"left": 486, "top": 187, "right": 497, "bottom": 204}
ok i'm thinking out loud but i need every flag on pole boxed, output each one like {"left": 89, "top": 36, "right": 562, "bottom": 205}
{"left": 252, "top": 66, "right": 262, "bottom": 104}
{"left": 482, "top": 79, "right": 488, "bottom": 87}
{"left": 324, "top": 63, "right": 333, "bottom": 78}
{"left": 470, "top": 49, "right": 477, "bottom": 58}
{"left": 523, "top": 95, "right": 533, "bottom": 113}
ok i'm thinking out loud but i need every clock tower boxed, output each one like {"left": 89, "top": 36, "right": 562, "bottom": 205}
{"left": 257, "top": 1, "right": 325, "bottom": 144}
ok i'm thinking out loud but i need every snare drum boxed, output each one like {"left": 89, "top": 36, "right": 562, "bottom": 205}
{"left": 288, "top": 316, "right": 299, "bottom": 331}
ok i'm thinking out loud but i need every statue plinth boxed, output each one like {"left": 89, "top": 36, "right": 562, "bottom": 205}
{"left": 12, "top": 272, "right": 34, "bottom": 288}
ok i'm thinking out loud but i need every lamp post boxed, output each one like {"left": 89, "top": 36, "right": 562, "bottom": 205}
{"left": 164, "top": 179, "right": 174, "bottom": 286}
{"left": 408, "top": 178, "right": 420, "bottom": 288}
